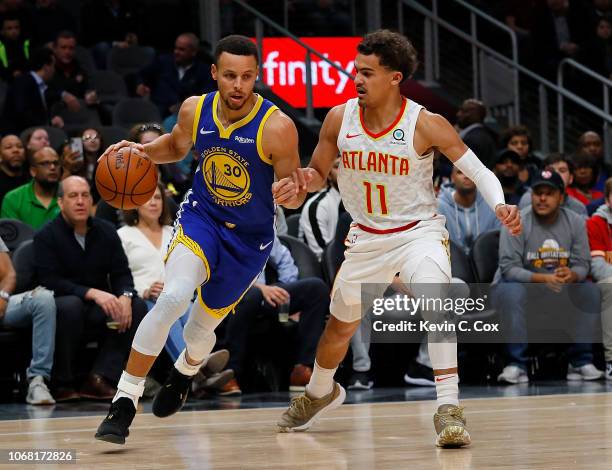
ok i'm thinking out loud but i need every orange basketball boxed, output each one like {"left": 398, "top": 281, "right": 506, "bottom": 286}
{"left": 95, "top": 147, "right": 158, "bottom": 210}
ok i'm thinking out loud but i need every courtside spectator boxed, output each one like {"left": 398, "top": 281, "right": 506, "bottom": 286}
{"left": 49, "top": 31, "right": 97, "bottom": 107}
{"left": 0, "top": 15, "right": 30, "bottom": 81}
{"left": 494, "top": 149, "right": 527, "bottom": 205}
{"left": 136, "top": 32, "right": 214, "bottom": 118}
{"left": 221, "top": 237, "right": 328, "bottom": 394}
{"left": 586, "top": 177, "right": 612, "bottom": 380}
{"left": 456, "top": 98, "right": 497, "bottom": 168}
{"left": 298, "top": 156, "right": 341, "bottom": 260}
{"left": 519, "top": 153, "right": 588, "bottom": 218}
{"left": 567, "top": 152, "right": 604, "bottom": 207}
{"left": 0, "top": 47, "right": 65, "bottom": 133}
{"left": 1, "top": 146, "right": 60, "bottom": 229}
{"left": 492, "top": 169, "right": 602, "bottom": 384}
{"left": 0, "top": 235, "right": 56, "bottom": 405}
{"left": 0, "top": 134, "right": 29, "bottom": 202}
{"left": 577, "top": 130, "right": 608, "bottom": 191}
{"left": 500, "top": 124, "right": 541, "bottom": 185}
{"left": 34, "top": 176, "right": 147, "bottom": 401}
{"left": 437, "top": 166, "right": 500, "bottom": 255}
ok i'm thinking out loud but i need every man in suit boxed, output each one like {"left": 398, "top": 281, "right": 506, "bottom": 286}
{"left": 0, "top": 47, "right": 64, "bottom": 134}
{"left": 456, "top": 98, "right": 498, "bottom": 169}
{"left": 135, "top": 32, "right": 215, "bottom": 117}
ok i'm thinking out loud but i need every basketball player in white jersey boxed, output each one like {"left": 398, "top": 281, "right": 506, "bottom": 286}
{"left": 273, "top": 30, "right": 521, "bottom": 447}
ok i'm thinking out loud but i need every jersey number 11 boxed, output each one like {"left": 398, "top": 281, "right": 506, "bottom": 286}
{"left": 363, "top": 181, "right": 389, "bottom": 216}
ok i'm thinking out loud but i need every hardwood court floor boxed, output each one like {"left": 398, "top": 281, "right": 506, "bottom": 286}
{"left": 0, "top": 393, "right": 611, "bottom": 469}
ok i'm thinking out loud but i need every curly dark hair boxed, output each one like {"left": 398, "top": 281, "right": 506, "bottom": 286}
{"left": 500, "top": 125, "right": 533, "bottom": 150}
{"left": 357, "top": 29, "right": 418, "bottom": 83}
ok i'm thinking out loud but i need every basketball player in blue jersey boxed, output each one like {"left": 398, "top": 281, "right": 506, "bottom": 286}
{"left": 95, "top": 35, "right": 306, "bottom": 445}
{"left": 274, "top": 30, "right": 521, "bottom": 447}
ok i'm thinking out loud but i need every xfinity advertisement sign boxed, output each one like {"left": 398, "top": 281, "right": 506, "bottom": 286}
{"left": 257, "top": 37, "right": 359, "bottom": 108}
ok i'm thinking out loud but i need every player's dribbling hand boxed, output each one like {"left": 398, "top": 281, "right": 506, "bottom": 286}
{"left": 98, "top": 140, "right": 146, "bottom": 162}
{"left": 495, "top": 204, "right": 522, "bottom": 236}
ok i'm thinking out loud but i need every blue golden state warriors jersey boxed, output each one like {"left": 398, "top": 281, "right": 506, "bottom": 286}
{"left": 188, "top": 91, "right": 278, "bottom": 236}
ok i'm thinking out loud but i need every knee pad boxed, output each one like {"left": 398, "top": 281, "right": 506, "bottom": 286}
{"left": 182, "top": 302, "right": 224, "bottom": 362}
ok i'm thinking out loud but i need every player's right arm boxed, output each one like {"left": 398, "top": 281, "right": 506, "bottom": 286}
{"left": 304, "top": 104, "right": 344, "bottom": 192}
{"left": 102, "top": 96, "right": 199, "bottom": 164}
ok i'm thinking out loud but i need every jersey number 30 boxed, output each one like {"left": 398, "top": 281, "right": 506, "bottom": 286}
{"left": 363, "top": 181, "right": 388, "bottom": 215}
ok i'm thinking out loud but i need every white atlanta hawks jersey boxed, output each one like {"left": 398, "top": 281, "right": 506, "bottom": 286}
{"left": 336, "top": 97, "right": 437, "bottom": 229}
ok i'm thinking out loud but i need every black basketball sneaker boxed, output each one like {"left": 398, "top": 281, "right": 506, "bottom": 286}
{"left": 95, "top": 397, "right": 136, "bottom": 445}
{"left": 152, "top": 367, "right": 194, "bottom": 418}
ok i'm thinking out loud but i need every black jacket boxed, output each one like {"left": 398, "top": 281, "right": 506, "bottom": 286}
{"left": 34, "top": 215, "right": 135, "bottom": 299}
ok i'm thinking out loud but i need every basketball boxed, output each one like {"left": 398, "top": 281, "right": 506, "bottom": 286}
{"left": 95, "top": 147, "right": 158, "bottom": 210}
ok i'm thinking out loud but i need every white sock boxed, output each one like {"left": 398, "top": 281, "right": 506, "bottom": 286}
{"left": 305, "top": 360, "right": 337, "bottom": 399}
{"left": 174, "top": 349, "right": 204, "bottom": 377}
{"left": 434, "top": 373, "right": 459, "bottom": 407}
{"left": 428, "top": 341, "right": 459, "bottom": 407}
{"left": 113, "top": 371, "right": 145, "bottom": 408}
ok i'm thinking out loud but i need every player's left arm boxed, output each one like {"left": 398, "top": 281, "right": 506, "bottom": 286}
{"left": 416, "top": 111, "right": 521, "bottom": 235}
{"left": 263, "top": 110, "right": 308, "bottom": 209}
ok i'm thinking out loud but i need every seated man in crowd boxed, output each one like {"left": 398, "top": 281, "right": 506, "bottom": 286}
{"left": 0, "top": 235, "right": 56, "bottom": 405}
{"left": 492, "top": 170, "right": 603, "bottom": 384}
{"left": 220, "top": 237, "right": 328, "bottom": 395}
{"left": 136, "top": 32, "right": 214, "bottom": 118}
{"left": 0, "top": 134, "right": 29, "bottom": 202}
{"left": 438, "top": 165, "right": 500, "bottom": 255}
{"left": 455, "top": 98, "right": 497, "bottom": 168}
{"left": 519, "top": 153, "right": 588, "bottom": 218}
{"left": 586, "top": 177, "right": 612, "bottom": 381}
{"left": 577, "top": 130, "right": 607, "bottom": 192}
{"left": 1, "top": 146, "right": 60, "bottom": 229}
{"left": 34, "top": 176, "right": 147, "bottom": 401}
{"left": 298, "top": 156, "right": 341, "bottom": 260}
{"left": 493, "top": 149, "right": 527, "bottom": 205}
{"left": 49, "top": 30, "right": 98, "bottom": 109}
{"left": 0, "top": 15, "right": 30, "bottom": 81}
{"left": 0, "top": 47, "right": 65, "bottom": 133}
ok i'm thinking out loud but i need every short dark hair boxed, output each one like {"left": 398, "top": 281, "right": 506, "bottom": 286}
{"left": 215, "top": 35, "right": 258, "bottom": 65}
{"left": 29, "top": 47, "right": 54, "bottom": 71}
{"left": 122, "top": 182, "right": 172, "bottom": 227}
{"left": 544, "top": 153, "right": 574, "bottom": 173}
{"left": 501, "top": 125, "right": 532, "bottom": 149}
{"left": 357, "top": 29, "right": 418, "bottom": 83}
{"left": 55, "top": 30, "right": 76, "bottom": 43}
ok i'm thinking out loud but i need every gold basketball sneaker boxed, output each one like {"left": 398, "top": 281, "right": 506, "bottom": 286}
{"left": 277, "top": 382, "right": 346, "bottom": 432}
{"left": 433, "top": 404, "right": 471, "bottom": 447}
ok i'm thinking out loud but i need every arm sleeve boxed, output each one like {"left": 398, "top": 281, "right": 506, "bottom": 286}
{"left": 569, "top": 218, "right": 591, "bottom": 281}
{"left": 498, "top": 227, "right": 533, "bottom": 282}
{"left": 453, "top": 149, "right": 505, "bottom": 211}
{"left": 34, "top": 232, "right": 90, "bottom": 298}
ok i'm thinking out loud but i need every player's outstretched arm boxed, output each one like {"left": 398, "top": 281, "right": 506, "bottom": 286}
{"left": 143, "top": 96, "right": 198, "bottom": 164}
{"left": 266, "top": 110, "right": 308, "bottom": 209}
{"left": 101, "top": 96, "right": 198, "bottom": 165}
{"left": 417, "top": 111, "right": 522, "bottom": 236}
{"left": 305, "top": 104, "right": 344, "bottom": 192}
